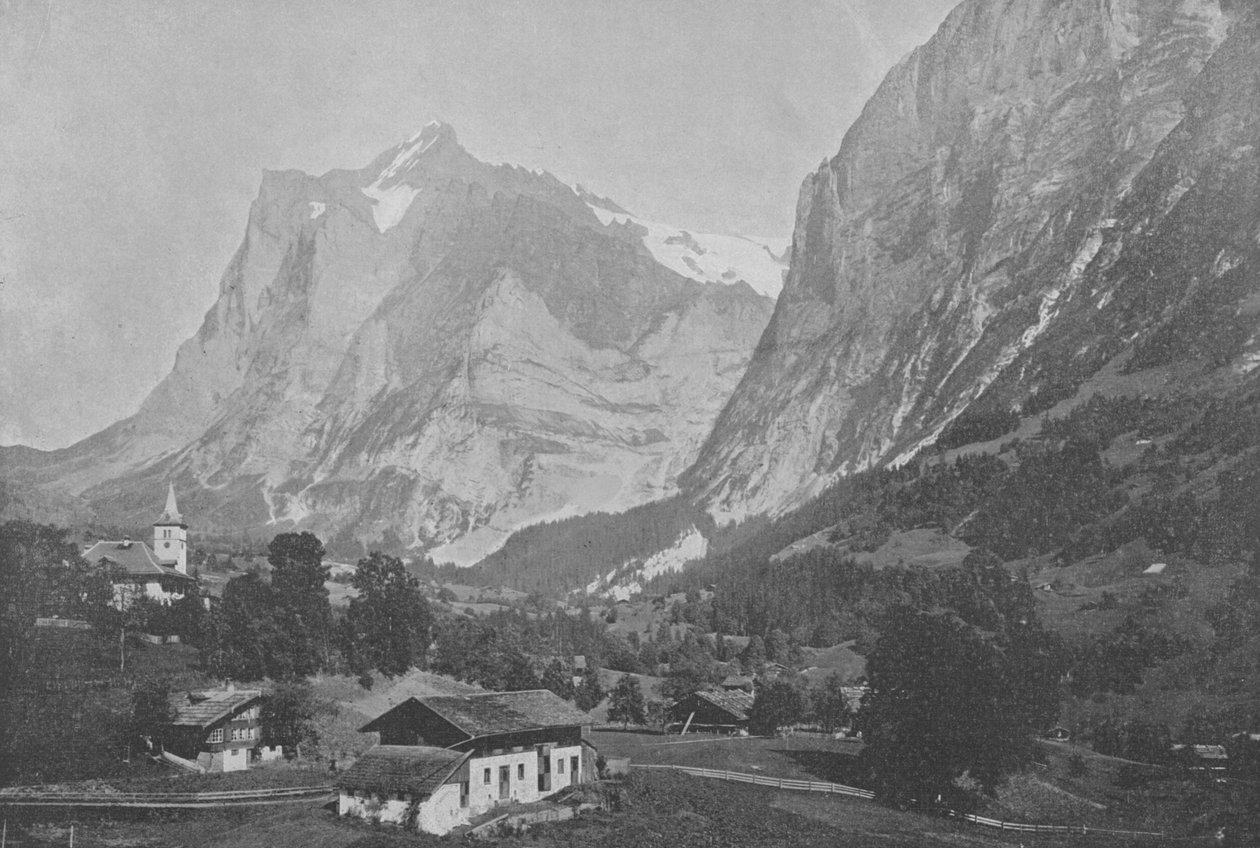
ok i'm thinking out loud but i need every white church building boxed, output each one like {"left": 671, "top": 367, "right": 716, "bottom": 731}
{"left": 84, "top": 484, "right": 198, "bottom": 606}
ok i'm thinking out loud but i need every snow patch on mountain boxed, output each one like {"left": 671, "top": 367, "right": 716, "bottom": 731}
{"left": 361, "top": 182, "right": 420, "bottom": 233}
{"left": 309, "top": 201, "right": 326, "bottom": 219}
{"left": 585, "top": 201, "right": 787, "bottom": 298}
{"left": 582, "top": 526, "right": 708, "bottom": 600}
{"left": 359, "top": 123, "right": 453, "bottom": 233}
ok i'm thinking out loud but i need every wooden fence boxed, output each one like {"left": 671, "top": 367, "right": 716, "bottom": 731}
{"left": 632, "top": 765, "right": 1167, "bottom": 839}
{"left": 0, "top": 785, "right": 331, "bottom": 809}
{"left": 33, "top": 618, "right": 92, "bottom": 630}
{"left": 632, "top": 764, "right": 873, "bottom": 799}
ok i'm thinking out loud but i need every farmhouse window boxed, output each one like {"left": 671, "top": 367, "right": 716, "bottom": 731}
{"left": 557, "top": 757, "right": 564, "bottom": 774}
{"left": 483, "top": 768, "right": 491, "bottom": 785}
{"left": 517, "top": 763, "right": 525, "bottom": 780}
{"left": 460, "top": 781, "right": 469, "bottom": 808}
{"left": 207, "top": 728, "right": 223, "bottom": 743}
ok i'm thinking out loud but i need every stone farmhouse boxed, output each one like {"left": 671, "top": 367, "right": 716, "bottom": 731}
{"left": 336, "top": 746, "right": 472, "bottom": 834}
{"left": 84, "top": 484, "right": 196, "bottom": 606}
{"left": 341, "top": 690, "right": 594, "bottom": 834}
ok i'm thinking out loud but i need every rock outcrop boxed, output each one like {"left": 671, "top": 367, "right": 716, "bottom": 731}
{"left": 687, "top": 0, "right": 1258, "bottom": 523}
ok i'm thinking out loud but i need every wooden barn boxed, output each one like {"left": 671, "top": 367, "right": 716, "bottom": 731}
{"left": 670, "top": 689, "right": 755, "bottom": 734}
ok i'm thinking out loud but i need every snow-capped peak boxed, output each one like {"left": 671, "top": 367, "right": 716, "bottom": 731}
{"left": 361, "top": 122, "right": 459, "bottom": 234}
{"left": 579, "top": 190, "right": 788, "bottom": 298}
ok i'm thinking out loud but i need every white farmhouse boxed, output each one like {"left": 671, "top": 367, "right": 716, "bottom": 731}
{"left": 336, "top": 746, "right": 471, "bottom": 834}
{"left": 342, "top": 690, "right": 594, "bottom": 834}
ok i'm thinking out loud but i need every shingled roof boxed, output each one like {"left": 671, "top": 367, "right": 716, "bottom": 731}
{"left": 168, "top": 688, "right": 262, "bottom": 728}
{"left": 85, "top": 540, "right": 192, "bottom": 580}
{"left": 362, "top": 690, "right": 592, "bottom": 739}
{"left": 336, "top": 746, "right": 470, "bottom": 796}
{"left": 693, "top": 688, "right": 755, "bottom": 721}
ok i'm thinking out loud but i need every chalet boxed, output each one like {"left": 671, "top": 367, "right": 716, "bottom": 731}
{"left": 163, "top": 687, "right": 277, "bottom": 772}
{"left": 719, "top": 675, "right": 754, "bottom": 692}
{"left": 670, "top": 688, "right": 755, "bottom": 734}
{"left": 85, "top": 484, "right": 196, "bottom": 606}
{"left": 336, "top": 746, "right": 472, "bottom": 835}
{"left": 353, "top": 690, "right": 593, "bottom": 830}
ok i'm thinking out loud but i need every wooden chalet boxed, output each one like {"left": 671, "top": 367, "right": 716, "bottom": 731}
{"left": 162, "top": 687, "right": 278, "bottom": 772}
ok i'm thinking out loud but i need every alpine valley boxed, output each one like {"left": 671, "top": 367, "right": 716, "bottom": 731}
{"left": 6, "top": 0, "right": 1260, "bottom": 598}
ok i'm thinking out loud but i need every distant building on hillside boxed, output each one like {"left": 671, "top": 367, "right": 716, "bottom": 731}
{"left": 1171, "top": 743, "right": 1229, "bottom": 775}
{"left": 85, "top": 484, "right": 197, "bottom": 606}
{"left": 347, "top": 690, "right": 594, "bottom": 834}
{"left": 162, "top": 686, "right": 279, "bottom": 772}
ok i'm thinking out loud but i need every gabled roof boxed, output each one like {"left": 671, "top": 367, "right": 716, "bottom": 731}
{"left": 720, "top": 675, "right": 754, "bottom": 690}
{"left": 362, "top": 690, "right": 592, "bottom": 739}
{"left": 168, "top": 688, "right": 262, "bottom": 728}
{"left": 85, "top": 540, "right": 193, "bottom": 580}
{"left": 691, "top": 688, "right": 755, "bottom": 721}
{"left": 336, "top": 746, "right": 470, "bottom": 796}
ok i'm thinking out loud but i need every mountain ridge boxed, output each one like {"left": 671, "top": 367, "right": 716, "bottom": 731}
{"left": 684, "top": 0, "right": 1249, "bottom": 524}
{"left": 0, "top": 124, "right": 783, "bottom": 562}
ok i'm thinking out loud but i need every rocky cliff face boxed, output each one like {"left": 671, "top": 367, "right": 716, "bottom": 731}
{"left": 4, "top": 124, "right": 780, "bottom": 561}
{"left": 687, "top": 0, "right": 1259, "bottom": 523}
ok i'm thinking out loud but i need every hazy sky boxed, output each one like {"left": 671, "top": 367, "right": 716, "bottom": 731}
{"left": 0, "top": 0, "right": 957, "bottom": 450}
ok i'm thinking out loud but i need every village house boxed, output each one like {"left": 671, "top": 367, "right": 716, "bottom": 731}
{"left": 84, "top": 484, "right": 197, "bottom": 607}
{"left": 336, "top": 746, "right": 471, "bottom": 834}
{"left": 669, "top": 688, "right": 755, "bottom": 734}
{"left": 344, "top": 690, "right": 594, "bottom": 834}
{"left": 161, "top": 686, "right": 280, "bottom": 772}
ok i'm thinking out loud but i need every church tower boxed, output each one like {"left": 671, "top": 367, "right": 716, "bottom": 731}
{"left": 153, "top": 483, "right": 189, "bottom": 574}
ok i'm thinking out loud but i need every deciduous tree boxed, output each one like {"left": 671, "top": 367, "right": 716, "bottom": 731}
{"left": 262, "top": 682, "right": 320, "bottom": 758}
{"left": 862, "top": 606, "right": 1060, "bottom": 807}
{"left": 346, "top": 552, "right": 432, "bottom": 677}
{"left": 607, "top": 676, "right": 647, "bottom": 728}
{"left": 749, "top": 680, "right": 806, "bottom": 735}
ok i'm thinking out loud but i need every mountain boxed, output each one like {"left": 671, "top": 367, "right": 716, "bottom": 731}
{"left": 686, "top": 0, "right": 1258, "bottom": 523}
{"left": 1, "top": 123, "right": 781, "bottom": 562}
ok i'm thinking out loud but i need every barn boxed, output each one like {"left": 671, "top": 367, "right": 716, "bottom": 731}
{"left": 669, "top": 689, "right": 755, "bottom": 734}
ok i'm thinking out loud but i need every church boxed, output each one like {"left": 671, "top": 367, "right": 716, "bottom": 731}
{"left": 84, "top": 484, "right": 198, "bottom": 606}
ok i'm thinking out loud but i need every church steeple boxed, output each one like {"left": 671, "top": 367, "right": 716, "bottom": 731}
{"left": 158, "top": 482, "right": 184, "bottom": 525}
{"left": 154, "top": 483, "right": 188, "bottom": 573}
